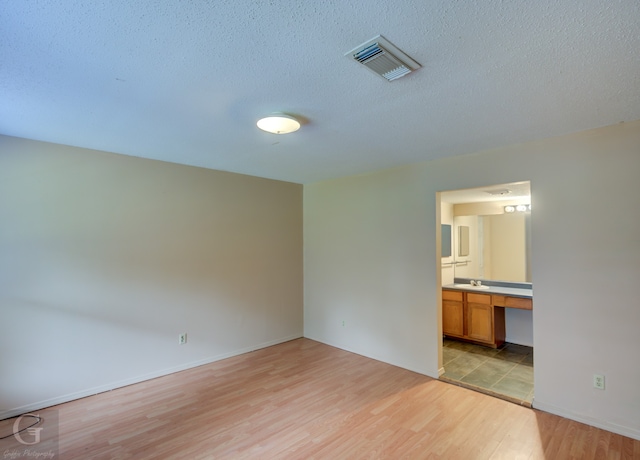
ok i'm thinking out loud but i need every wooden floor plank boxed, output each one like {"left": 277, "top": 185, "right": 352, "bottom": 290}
{"left": 19, "top": 338, "right": 635, "bottom": 458}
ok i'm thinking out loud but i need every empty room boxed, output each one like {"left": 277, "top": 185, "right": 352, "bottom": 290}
{"left": 1, "top": 1, "right": 640, "bottom": 459}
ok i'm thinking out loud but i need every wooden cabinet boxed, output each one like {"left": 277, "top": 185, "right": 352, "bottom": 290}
{"left": 466, "top": 293, "right": 494, "bottom": 343}
{"left": 442, "top": 289, "right": 506, "bottom": 348}
{"left": 467, "top": 302, "right": 494, "bottom": 343}
{"left": 442, "top": 290, "right": 464, "bottom": 337}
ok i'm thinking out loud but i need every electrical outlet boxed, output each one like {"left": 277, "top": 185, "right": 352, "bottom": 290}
{"left": 341, "top": 320, "right": 345, "bottom": 327}
{"left": 179, "top": 333, "right": 187, "bottom": 345}
{"left": 593, "top": 374, "right": 605, "bottom": 390}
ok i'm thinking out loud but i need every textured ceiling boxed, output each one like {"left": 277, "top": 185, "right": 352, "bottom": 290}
{"left": 1, "top": 1, "right": 639, "bottom": 183}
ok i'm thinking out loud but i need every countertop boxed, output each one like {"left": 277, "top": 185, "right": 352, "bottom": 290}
{"left": 443, "top": 284, "right": 533, "bottom": 299}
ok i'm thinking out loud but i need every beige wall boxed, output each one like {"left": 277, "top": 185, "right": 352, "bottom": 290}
{"left": 487, "top": 213, "right": 527, "bottom": 281}
{"left": 0, "top": 135, "right": 303, "bottom": 417}
{"left": 304, "top": 120, "right": 640, "bottom": 439}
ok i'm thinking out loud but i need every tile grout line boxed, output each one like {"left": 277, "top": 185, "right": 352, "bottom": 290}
{"left": 490, "top": 362, "right": 519, "bottom": 388}
{"left": 443, "top": 352, "right": 490, "bottom": 380}
{"left": 443, "top": 341, "right": 534, "bottom": 403}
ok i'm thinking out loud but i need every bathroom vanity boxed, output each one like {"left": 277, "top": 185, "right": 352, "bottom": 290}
{"left": 442, "top": 280, "right": 532, "bottom": 348}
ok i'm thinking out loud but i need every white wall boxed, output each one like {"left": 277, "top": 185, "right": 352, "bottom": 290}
{"left": 304, "top": 170, "right": 435, "bottom": 373}
{"left": 304, "top": 120, "right": 640, "bottom": 439}
{"left": 0, "top": 135, "right": 303, "bottom": 418}
{"left": 505, "top": 309, "right": 533, "bottom": 347}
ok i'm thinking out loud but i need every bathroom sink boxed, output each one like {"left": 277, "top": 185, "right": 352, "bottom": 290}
{"left": 453, "top": 284, "right": 490, "bottom": 290}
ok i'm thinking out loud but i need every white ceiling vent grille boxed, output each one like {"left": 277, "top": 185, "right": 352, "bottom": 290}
{"left": 346, "top": 35, "right": 421, "bottom": 81}
{"left": 485, "top": 189, "right": 512, "bottom": 196}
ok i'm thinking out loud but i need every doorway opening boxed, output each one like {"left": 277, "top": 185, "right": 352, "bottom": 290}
{"left": 439, "top": 181, "right": 533, "bottom": 406}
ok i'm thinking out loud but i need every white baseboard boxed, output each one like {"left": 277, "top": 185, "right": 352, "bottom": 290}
{"left": 302, "top": 334, "right": 437, "bottom": 379}
{"left": 0, "top": 334, "right": 302, "bottom": 421}
{"left": 533, "top": 400, "right": 640, "bottom": 441}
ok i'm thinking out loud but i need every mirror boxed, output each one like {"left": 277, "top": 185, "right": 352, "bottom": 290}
{"left": 441, "top": 224, "right": 452, "bottom": 257}
{"left": 440, "top": 180, "right": 531, "bottom": 284}
{"left": 453, "top": 213, "right": 531, "bottom": 282}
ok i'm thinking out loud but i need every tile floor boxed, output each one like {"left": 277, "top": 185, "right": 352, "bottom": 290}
{"left": 441, "top": 338, "right": 534, "bottom": 405}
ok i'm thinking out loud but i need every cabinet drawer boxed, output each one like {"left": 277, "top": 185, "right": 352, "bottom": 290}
{"left": 492, "top": 295, "right": 506, "bottom": 306}
{"left": 443, "top": 290, "right": 463, "bottom": 301}
{"left": 505, "top": 297, "right": 533, "bottom": 310}
{"left": 467, "top": 293, "right": 491, "bottom": 305}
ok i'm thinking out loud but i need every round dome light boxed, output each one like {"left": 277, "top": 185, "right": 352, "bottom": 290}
{"left": 257, "top": 114, "right": 300, "bottom": 134}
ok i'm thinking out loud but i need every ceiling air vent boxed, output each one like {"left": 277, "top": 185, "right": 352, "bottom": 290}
{"left": 485, "top": 189, "right": 512, "bottom": 196}
{"left": 346, "top": 35, "right": 421, "bottom": 82}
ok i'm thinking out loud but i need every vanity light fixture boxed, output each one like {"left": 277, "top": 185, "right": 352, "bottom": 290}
{"left": 504, "top": 204, "right": 531, "bottom": 213}
{"left": 257, "top": 114, "right": 301, "bottom": 134}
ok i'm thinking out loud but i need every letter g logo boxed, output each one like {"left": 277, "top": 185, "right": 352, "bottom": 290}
{"left": 12, "top": 414, "right": 43, "bottom": 445}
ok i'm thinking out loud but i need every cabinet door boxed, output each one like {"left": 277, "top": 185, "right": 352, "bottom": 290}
{"left": 443, "top": 300, "right": 464, "bottom": 337}
{"left": 467, "top": 303, "right": 494, "bottom": 344}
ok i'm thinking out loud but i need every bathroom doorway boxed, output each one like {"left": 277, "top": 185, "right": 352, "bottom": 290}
{"left": 439, "top": 181, "right": 533, "bottom": 405}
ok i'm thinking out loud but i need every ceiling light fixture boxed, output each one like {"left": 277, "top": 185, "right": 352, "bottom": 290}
{"left": 257, "top": 114, "right": 300, "bottom": 134}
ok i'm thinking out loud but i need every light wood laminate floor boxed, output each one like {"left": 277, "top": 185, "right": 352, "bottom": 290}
{"left": 8, "top": 338, "right": 640, "bottom": 459}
